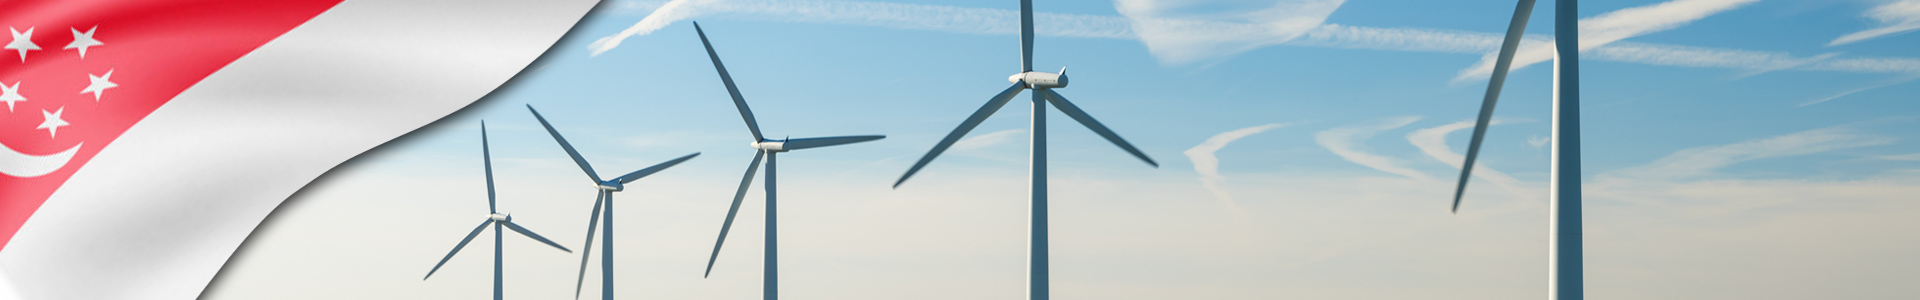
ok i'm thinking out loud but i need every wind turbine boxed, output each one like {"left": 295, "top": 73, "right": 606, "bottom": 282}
{"left": 1449, "top": 1, "right": 1585, "bottom": 299}
{"left": 891, "top": 1, "right": 1158, "bottom": 299}
{"left": 523, "top": 105, "right": 701, "bottom": 300}
{"left": 422, "top": 121, "right": 573, "bottom": 300}
{"left": 689, "top": 22, "right": 887, "bottom": 300}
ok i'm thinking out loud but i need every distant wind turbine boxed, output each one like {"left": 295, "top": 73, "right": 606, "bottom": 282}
{"left": 1449, "top": 1, "right": 1585, "bottom": 299}
{"left": 690, "top": 22, "right": 887, "bottom": 300}
{"left": 891, "top": 1, "right": 1158, "bottom": 299}
{"left": 422, "top": 121, "right": 573, "bottom": 300}
{"left": 524, "top": 105, "right": 701, "bottom": 300}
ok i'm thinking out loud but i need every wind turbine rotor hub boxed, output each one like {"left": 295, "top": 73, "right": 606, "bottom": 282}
{"left": 1009, "top": 71, "right": 1067, "bottom": 89}
{"left": 750, "top": 140, "right": 787, "bottom": 152}
{"left": 596, "top": 181, "right": 624, "bottom": 192}
{"left": 488, "top": 213, "right": 510, "bottom": 222}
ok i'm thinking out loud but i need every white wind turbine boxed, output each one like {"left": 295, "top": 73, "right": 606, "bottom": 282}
{"left": 689, "top": 22, "right": 887, "bottom": 300}
{"left": 422, "top": 121, "right": 573, "bottom": 300}
{"left": 1450, "top": 1, "right": 1586, "bottom": 299}
{"left": 522, "top": 105, "right": 701, "bottom": 300}
{"left": 891, "top": 1, "right": 1158, "bottom": 299}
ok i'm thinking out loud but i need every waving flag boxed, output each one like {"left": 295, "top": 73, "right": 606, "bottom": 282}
{"left": 0, "top": 0, "right": 596, "bottom": 299}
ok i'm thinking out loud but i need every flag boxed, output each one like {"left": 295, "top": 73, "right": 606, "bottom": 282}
{"left": 0, "top": 0, "right": 597, "bottom": 299}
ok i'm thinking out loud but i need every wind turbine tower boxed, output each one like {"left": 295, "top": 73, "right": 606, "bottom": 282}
{"left": 892, "top": 1, "right": 1158, "bottom": 300}
{"left": 523, "top": 105, "right": 701, "bottom": 300}
{"left": 1449, "top": 1, "right": 1584, "bottom": 299}
{"left": 422, "top": 121, "right": 573, "bottom": 300}
{"left": 690, "top": 22, "right": 888, "bottom": 300}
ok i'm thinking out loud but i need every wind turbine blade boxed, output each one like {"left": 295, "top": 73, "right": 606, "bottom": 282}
{"left": 573, "top": 192, "right": 604, "bottom": 299}
{"left": 482, "top": 121, "right": 497, "bottom": 214}
{"left": 1455, "top": 0, "right": 1537, "bottom": 213}
{"left": 503, "top": 221, "right": 572, "bottom": 252}
{"left": 705, "top": 150, "right": 763, "bottom": 277}
{"left": 1037, "top": 89, "right": 1158, "bottom": 167}
{"left": 694, "top": 22, "right": 765, "bottom": 141}
{"left": 894, "top": 82, "right": 1027, "bottom": 188}
{"left": 423, "top": 219, "right": 493, "bottom": 280}
{"left": 782, "top": 135, "right": 886, "bottom": 151}
{"left": 526, "top": 105, "right": 603, "bottom": 183}
{"left": 614, "top": 152, "right": 701, "bottom": 184}
{"left": 1020, "top": 0, "right": 1033, "bottom": 72}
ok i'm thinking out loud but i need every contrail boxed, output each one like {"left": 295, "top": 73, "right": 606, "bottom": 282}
{"left": 1828, "top": 0, "right": 1920, "bottom": 46}
{"left": 1405, "top": 120, "right": 1529, "bottom": 200}
{"left": 1453, "top": 0, "right": 1762, "bottom": 82}
{"left": 1184, "top": 123, "right": 1287, "bottom": 208}
{"left": 1316, "top": 117, "right": 1430, "bottom": 181}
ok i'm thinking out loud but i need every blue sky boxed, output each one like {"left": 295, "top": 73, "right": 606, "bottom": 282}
{"left": 208, "top": 1, "right": 1920, "bottom": 299}
{"left": 436, "top": 0, "right": 1919, "bottom": 183}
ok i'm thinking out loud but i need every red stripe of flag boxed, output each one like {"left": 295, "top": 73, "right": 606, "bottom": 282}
{"left": 0, "top": 0, "right": 343, "bottom": 249}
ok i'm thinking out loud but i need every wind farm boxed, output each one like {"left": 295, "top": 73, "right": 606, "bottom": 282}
{"left": 205, "top": 1, "right": 1920, "bottom": 300}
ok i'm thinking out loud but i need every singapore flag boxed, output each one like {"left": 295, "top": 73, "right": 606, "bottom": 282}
{"left": 0, "top": 0, "right": 595, "bottom": 299}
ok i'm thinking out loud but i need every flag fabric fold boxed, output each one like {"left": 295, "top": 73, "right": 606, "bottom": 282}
{"left": 0, "top": 0, "right": 598, "bottom": 299}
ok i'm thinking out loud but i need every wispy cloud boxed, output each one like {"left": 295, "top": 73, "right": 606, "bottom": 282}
{"left": 1582, "top": 124, "right": 1909, "bottom": 218}
{"left": 594, "top": 0, "right": 672, "bottom": 15}
{"left": 588, "top": 0, "right": 1133, "bottom": 56}
{"left": 1184, "top": 123, "right": 1288, "bottom": 206}
{"left": 591, "top": 0, "right": 1336, "bottom": 64}
{"left": 1731, "top": 52, "right": 1842, "bottom": 79}
{"left": 1801, "top": 74, "right": 1920, "bottom": 107}
{"left": 1288, "top": 24, "right": 1503, "bottom": 54}
{"left": 1807, "top": 56, "right": 1920, "bottom": 74}
{"left": 1830, "top": 0, "right": 1920, "bottom": 46}
{"left": 1404, "top": 120, "right": 1527, "bottom": 198}
{"left": 1605, "top": 124, "right": 1896, "bottom": 180}
{"left": 1454, "top": 0, "right": 1761, "bottom": 82}
{"left": 588, "top": 0, "right": 1920, "bottom": 76}
{"left": 591, "top": 0, "right": 706, "bottom": 57}
{"left": 1315, "top": 117, "right": 1430, "bottom": 181}
{"left": 952, "top": 129, "right": 1024, "bottom": 151}
{"left": 1299, "top": 25, "right": 1920, "bottom": 75}
{"left": 1875, "top": 153, "right": 1920, "bottom": 161}
{"left": 1114, "top": 0, "right": 1344, "bottom": 65}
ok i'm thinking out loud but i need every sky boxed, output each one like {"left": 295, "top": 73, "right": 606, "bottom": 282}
{"left": 204, "top": 0, "right": 1920, "bottom": 299}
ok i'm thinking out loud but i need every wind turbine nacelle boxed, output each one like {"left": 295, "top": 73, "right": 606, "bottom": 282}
{"left": 1010, "top": 72, "right": 1068, "bottom": 89}
{"left": 751, "top": 140, "right": 787, "bottom": 152}
{"left": 488, "top": 213, "right": 511, "bottom": 222}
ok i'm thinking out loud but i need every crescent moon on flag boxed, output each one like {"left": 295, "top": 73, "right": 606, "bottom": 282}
{"left": 0, "top": 142, "right": 82, "bottom": 178}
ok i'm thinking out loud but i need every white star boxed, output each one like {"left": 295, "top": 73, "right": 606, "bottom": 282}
{"left": 0, "top": 81, "right": 24, "bottom": 112}
{"left": 5, "top": 27, "right": 38, "bottom": 62}
{"left": 38, "top": 106, "right": 68, "bottom": 139}
{"left": 81, "top": 69, "right": 116, "bottom": 101}
{"left": 0, "top": 80, "right": 24, "bottom": 112}
{"left": 65, "top": 26, "right": 103, "bottom": 59}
